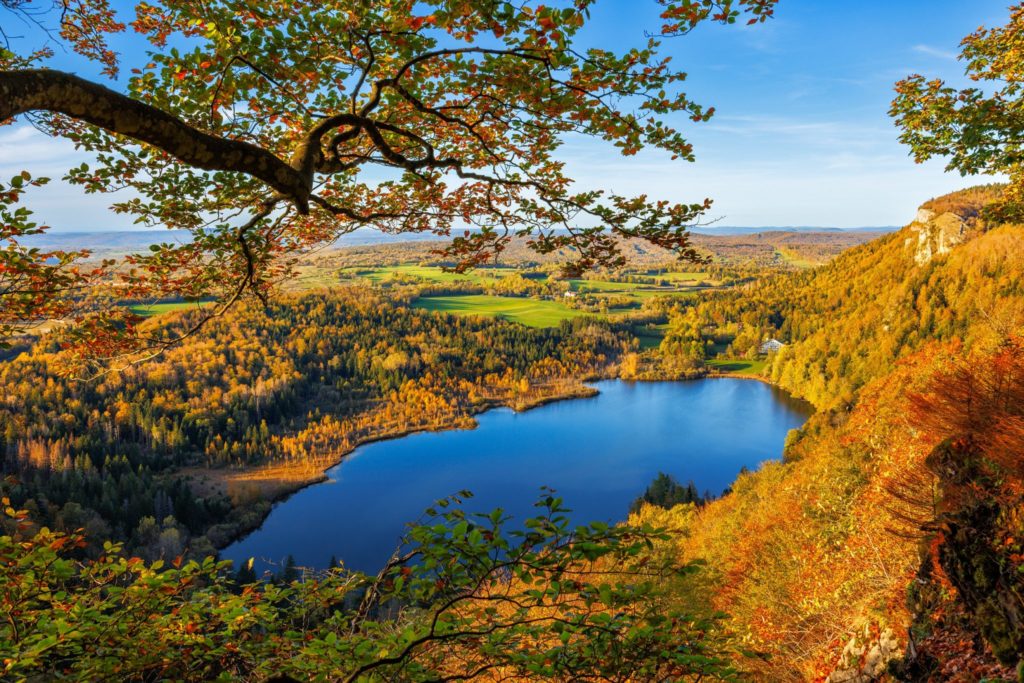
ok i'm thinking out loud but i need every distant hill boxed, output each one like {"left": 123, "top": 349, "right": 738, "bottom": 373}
{"left": 764, "top": 192, "right": 1014, "bottom": 407}
{"left": 674, "top": 189, "right": 1020, "bottom": 408}
{"left": 689, "top": 225, "right": 898, "bottom": 235}
{"left": 18, "top": 229, "right": 194, "bottom": 252}
{"left": 17, "top": 227, "right": 444, "bottom": 254}
{"left": 20, "top": 225, "right": 898, "bottom": 254}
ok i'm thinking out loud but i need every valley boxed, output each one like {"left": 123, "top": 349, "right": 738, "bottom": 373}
{"left": 223, "top": 378, "right": 810, "bottom": 573}
{"left": 4, "top": 0, "right": 1024, "bottom": 679}
{"left": 4, "top": 191, "right": 1023, "bottom": 680}
{"left": 2, "top": 228, "right": 862, "bottom": 563}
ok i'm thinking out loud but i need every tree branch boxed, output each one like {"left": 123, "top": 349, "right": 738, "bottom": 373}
{"left": 0, "top": 68, "right": 313, "bottom": 211}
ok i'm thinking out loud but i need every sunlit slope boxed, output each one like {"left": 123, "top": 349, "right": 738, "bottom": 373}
{"left": 637, "top": 351, "right": 944, "bottom": 680}
{"left": 635, "top": 188, "right": 1024, "bottom": 680}
{"left": 762, "top": 190, "right": 1023, "bottom": 408}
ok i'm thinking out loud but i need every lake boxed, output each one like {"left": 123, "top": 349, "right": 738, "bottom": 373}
{"left": 223, "top": 379, "right": 812, "bottom": 573}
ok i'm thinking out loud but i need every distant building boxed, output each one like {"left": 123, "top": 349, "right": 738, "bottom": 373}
{"left": 563, "top": 291, "right": 577, "bottom": 298}
{"left": 760, "top": 338, "right": 785, "bottom": 354}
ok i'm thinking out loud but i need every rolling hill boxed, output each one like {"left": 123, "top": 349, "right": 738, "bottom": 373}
{"left": 639, "top": 186, "right": 1024, "bottom": 680}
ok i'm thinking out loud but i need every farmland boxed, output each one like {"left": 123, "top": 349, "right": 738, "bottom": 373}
{"left": 706, "top": 357, "right": 768, "bottom": 375}
{"left": 339, "top": 265, "right": 512, "bottom": 285}
{"left": 412, "top": 295, "right": 588, "bottom": 328}
{"left": 129, "top": 301, "right": 213, "bottom": 317}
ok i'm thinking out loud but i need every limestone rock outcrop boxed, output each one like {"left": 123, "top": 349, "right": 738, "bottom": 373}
{"left": 827, "top": 627, "right": 901, "bottom": 683}
{"left": 905, "top": 207, "right": 969, "bottom": 265}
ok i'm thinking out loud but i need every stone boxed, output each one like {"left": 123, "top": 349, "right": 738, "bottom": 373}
{"left": 905, "top": 210, "right": 968, "bottom": 265}
{"left": 827, "top": 627, "right": 901, "bottom": 683}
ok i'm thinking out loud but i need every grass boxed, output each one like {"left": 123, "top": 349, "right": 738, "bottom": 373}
{"left": 635, "top": 323, "right": 669, "bottom": 350}
{"left": 776, "top": 248, "right": 819, "bottom": 269}
{"left": 706, "top": 357, "right": 768, "bottom": 375}
{"left": 642, "top": 271, "right": 720, "bottom": 286}
{"left": 620, "top": 289, "right": 696, "bottom": 301}
{"left": 413, "top": 295, "right": 589, "bottom": 328}
{"left": 285, "top": 266, "right": 343, "bottom": 291}
{"left": 130, "top": 301, "right": 213, "bottom": 317}
{"left": 567, "top": 279, "right": 699, "bottom": 315}
{"left": 340, "top": 266, "right": 714, "bottom": 301}
{"left": 568, "top": 279, "right": 641, "bottom": 292}
{"left": 569, "top": 278, "right": 707, "bottom": 296}
{"left": 342, "top": 265, "right": 508, "bottom": 285}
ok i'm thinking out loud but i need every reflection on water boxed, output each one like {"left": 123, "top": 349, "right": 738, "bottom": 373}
{"left": 224, "top": 379, "right": 812, "bottom": 573}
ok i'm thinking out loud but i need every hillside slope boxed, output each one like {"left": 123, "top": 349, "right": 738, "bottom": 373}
{"left": 640, "top": 188, "right": 1024, "bottom": 680}
{"left": 767, "top": 188, "right": 1022, "bottom": 408}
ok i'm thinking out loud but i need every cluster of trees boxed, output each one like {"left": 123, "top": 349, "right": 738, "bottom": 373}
{"left": 410, "top": 274, "right": 561, "bottom": 299}
{"left": 659, "top": 309, "right": 712, "bottom": 365}
{"left": 1, "top": 288, "right": 629, "bottom": 559}
{"left": 629, "top": 472, "right": 708, "bottom": 514}
{"left": 1, "top": 492, "right": 743, "bottom": 682}
{"left": 654, "top": 188, "right": 1024, "bottom": 407}
{"left": 640, "top": 183, "right": 1024, "bottom": 678}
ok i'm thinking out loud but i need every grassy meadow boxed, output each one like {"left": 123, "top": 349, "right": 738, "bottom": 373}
{"left": 340, "top": 265, "right": 511, "bottom": 285}
{"left": 412, "top": 295, "right": 589, "bottom": 327}
{"left": 706, "top": 357, "right": 768, "bottom": 375}
{"left": 129, "top": 301, "right": 213, "bottom": 317}
{"left": 125, "top": 263, "right": 762, "bottom": 376}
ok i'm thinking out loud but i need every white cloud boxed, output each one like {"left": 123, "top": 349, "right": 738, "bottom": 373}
{"left": 0, "top": 126, "right": 87, "bottom": 171}
{"left": 0, "top": 125, "right": 136, "bottom": 232}
{"left": 703, "top": 115, "right": 894, "bottom": 149}
{"left": 912, "top": 44, "right": 958, "bottom": 61}
{"left": 553, "top": 130, "right": 990, "bottom": 228}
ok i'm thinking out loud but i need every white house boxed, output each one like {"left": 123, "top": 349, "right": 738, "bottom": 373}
{"left": 759, "top": 338, "right": 785, "bottom": 354}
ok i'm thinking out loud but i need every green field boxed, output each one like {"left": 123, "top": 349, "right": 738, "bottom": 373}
{"left": 635, "top": 323, "right": 669, "bottom": 349}
{"left": 568, "top": 279, "right": 641, "bottom": 292}
{"left": 336, "top": 266, "right": 715, "bottom": 309}
{"left": 706, "top": 358, "right": 767, "bottom": 375}
{"left": 130, "top": 301, "right": 213, "bottom": 317}
{"left": 413, "top": 295, "right": 588, "bottom": 328}
{"left": 776, "top": 248, "right": 818, "bottom": 269}
{"left": 569, "top": 277, "right": 706, "bottom": 295}
{"left": 342, "top": 265, "right": 509, "bottom": 285}
{"left": 286, "top": 266, "right": 344, "bottom": 291}
{"left": 648, "top": 271, "right": 718, "bottom": 285}
{"left": 567, "top": 279, "right": 699, "bottom": 314}
{"left": 618, "top": 288, "right": 695, "bottom": 301}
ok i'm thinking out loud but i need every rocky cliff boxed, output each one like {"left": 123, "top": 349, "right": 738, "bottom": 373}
{"left": 905, "top": 206, "right": 971, "bottom": 265}
{"left": 905, "top": 184, "right": 1006, "bottom": 265}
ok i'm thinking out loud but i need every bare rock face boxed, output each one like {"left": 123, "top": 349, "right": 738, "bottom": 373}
{"left": 904, "top": 208, "right": 969, "bottom": 265}
{"left": 827, "top": 627, "right": 901, "bottom": 683}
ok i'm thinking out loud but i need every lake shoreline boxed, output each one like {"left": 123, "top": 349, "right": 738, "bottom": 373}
{"left": 707, "top": 370, "right": 771, "bottom": 384}
{"left": 212, "top": 369, "right": 798, "bottom": 560}
{"left": 222, "top": 376, "right": 813, "bottom": 572}
{"left": 207, "top": 379, "right": 605, "bottom": 555}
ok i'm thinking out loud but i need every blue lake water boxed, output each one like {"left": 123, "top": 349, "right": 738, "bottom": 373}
{"left": 223, "top": 379, "right": 811, "bottom": 573}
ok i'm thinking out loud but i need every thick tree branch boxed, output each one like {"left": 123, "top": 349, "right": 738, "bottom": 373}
{"left": 0, "top": 68, "right": 313, "bottom": 211}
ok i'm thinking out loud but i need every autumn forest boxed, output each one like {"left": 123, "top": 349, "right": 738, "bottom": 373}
{"left": 3, "top": 0, "right": 1024, "bottom": 681}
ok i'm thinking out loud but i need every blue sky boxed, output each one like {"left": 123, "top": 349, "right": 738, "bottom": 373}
{"left": 0, "top": 0, "right": 1011, "bottom": 231}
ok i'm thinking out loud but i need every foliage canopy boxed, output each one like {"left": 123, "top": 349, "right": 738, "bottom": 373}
{"left": 0, "top": 0, "right": 775, "bottom": 362}
{"left": 891, "top": 2, "right": 1024, "bottom": 221}
{"left": 1, "top": 490, "right": 742, "bottom": 681}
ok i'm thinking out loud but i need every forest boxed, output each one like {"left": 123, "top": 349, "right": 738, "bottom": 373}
{"left": 1, "top": 289, "right": 628, "bottom": 560}
{"left": 632, "top": 185, "right": 1024, "bottom": 680}
{"left": 5, "top": 0, "right": 1024, "bottom": 679}
{"left": 7, "top": 184, "right": 1023, "bottom": 681}
{"left": 651, "top": 184, "right": 1024, "bottom": 407}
